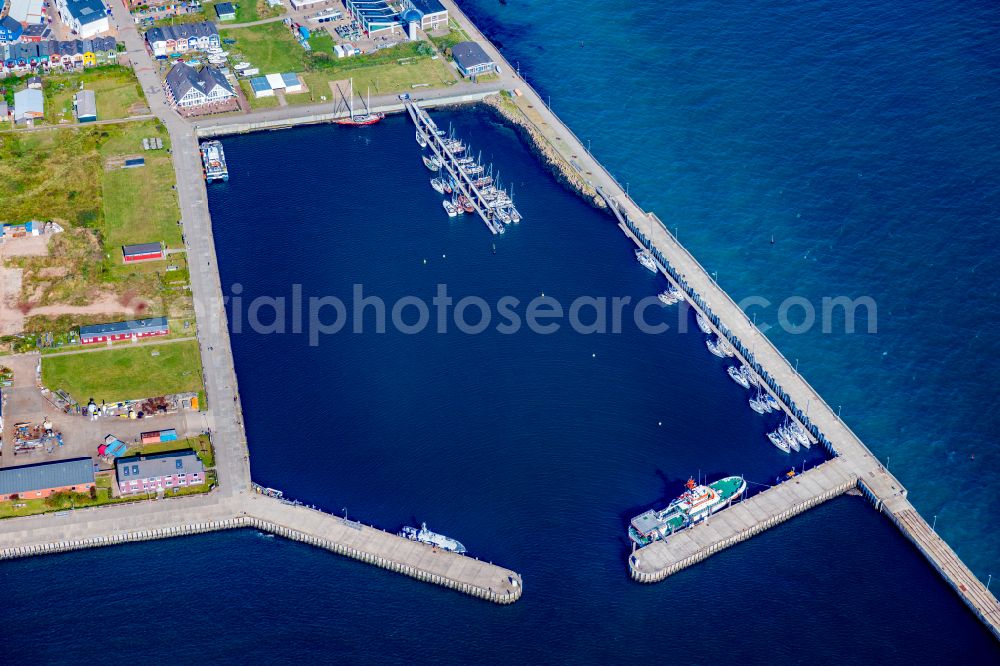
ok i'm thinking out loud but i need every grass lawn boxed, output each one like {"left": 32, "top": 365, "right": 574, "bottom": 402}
{"left": 102, "top": 156, "right": 183, "bottom": 249}
{"left": 0, "top": 119, "right": 190, "bottom": 333}
{"left": 42, "top": 66, "right": 145, "bottom": 125}
{"left": 428, "top": 25, "right": 471, "bottom": 51}
{"left": 42, "top": 339, "right": 204, "bottom": 403}
{"left": 220, "top": 22, "right": 307, "bottom": 73}
{"left": 133, "top": 434, "right": 215, "bottom": 467}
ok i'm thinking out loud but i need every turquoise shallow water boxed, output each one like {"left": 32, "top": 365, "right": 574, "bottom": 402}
{"left": 458, "top": 0, "right": 1000, "bottom": 576}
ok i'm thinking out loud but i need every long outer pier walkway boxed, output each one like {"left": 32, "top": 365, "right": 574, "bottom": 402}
{"left": 434, "top": 0, "right": 1000, "bottom": 636}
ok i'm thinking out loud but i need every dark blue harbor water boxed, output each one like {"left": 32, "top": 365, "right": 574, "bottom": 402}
{"left": 4, "top": 0, "right": 1000, "bottom": 660}
{"left": 457, "top": 0, "right": 1000, "bottom": 577}
{"left": 6, "top": 110, "right": 998, "bottom": 662}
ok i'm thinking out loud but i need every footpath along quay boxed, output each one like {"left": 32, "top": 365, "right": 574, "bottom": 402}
{"left": 435, "top": 0, "right": 1000, "bottom": 636}
{"left": 0, "top": 493, "right": 522, "bottom": 604}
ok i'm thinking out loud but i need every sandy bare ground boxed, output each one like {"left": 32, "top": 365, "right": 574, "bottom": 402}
{"left": 26, "top": 295, "right": 139, "bottom": 318}
{"left": 0, "top": 238, "right": 138, "bottom": 335}
{"left": 1, "top": 234, "right": 51, "bottom": 257}
{"left": 0, "top": 264, "right": 25, "bottom": 336}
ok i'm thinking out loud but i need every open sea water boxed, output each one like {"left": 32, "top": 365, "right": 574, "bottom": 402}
{"left": 4, "top": 0, "right": 1000, "bottom": 661}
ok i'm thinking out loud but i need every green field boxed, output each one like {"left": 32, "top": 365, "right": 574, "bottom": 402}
{"left": 221, "top": 22, "right": 307, "bottom": 73}
{"left": 102, "top": 157, "right": 183, "bottom": 249}
{"left": 41, "top": 66, "right": 145, "bottom": 125}
{"left": 0, "top": 120, "right": 188, "bottom": 331}
{"left": 41, "top": 339, "right": 204, "bottom": 403}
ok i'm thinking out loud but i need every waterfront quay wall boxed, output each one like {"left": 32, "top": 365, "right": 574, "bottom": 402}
{"left": 245, "top": 495, "right": 523, "bottom": 604}
{"left": 629, "top": 459, "right": 857, "bottom": 583}
{"left": 0, "top": 496, "right": 523, "bottom": 605}
{"left": 194, "top": 92, "right": 496, "bottom": 139}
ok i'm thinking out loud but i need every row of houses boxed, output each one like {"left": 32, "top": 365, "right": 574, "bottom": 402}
{"left": 0, "top": 36, "right": 118, "bottom": 73}
{"left": 144, "top": 21, "right": 219, "bottom": 58}
{"left": 0, "top": 450, "right": 206, "bottom": 501}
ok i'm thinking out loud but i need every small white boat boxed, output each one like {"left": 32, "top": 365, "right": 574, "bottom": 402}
{"left": 790, "top": 423, "right": 811, "bottom": 448}
{"left": 496, "top": 221, "right": 506, "bottom": 235}
{"left": 705, "top": 338, "right": 727, "bottom": 358}
{"left": 696, "top": 312, "right": 712, "bottom": 334}
{"left": 727, "top": 365, "right": 751, "bottom": 389}
{"left": 740, "top": 365, "right": 759, "bottom": 387}
{"left": 430, "top": 177, "right": 446, "bottom": 194}
{"left": 442, "top": 199, "right": 458, "bottom": 217}
{"left": 635, "top": 249, "right": 658, "bottom": 273}
{"left": 765, "top": 394, "right": 781, "bottom": 411}
{"left": 422, "top": 154, "right": 441, "bottom": 171}
{"left": 416, "top": 130, "right": 427, "bottom": 148}
{"left": 767, "top": 431, "right": 790, "bottom": 453}
{"left": 780, "top": 426, "right": 801, "bottom": 452}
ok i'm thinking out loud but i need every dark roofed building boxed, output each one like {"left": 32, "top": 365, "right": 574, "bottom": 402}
{"left": 122, "top": 242, "right": 164, "bottom": 263}
{"left": 0, "top": 15, "right": 24, "bottom": 44}
{"left": 164, "top": 62, "right": 235, "bottom": 109}
{"left": 0, "top": 458, "right": 95, "bottom": 501}
{"left": 145, "top": 21, "right": 220, "bottom": 57}
{"left": 79, "top": 317, "right": 169, "bottom": 344}
{"left": 451, "top": 41, "right": 495, "bottom": 78}
{"left": 116, "top": 450, "right": 206, "bottom": 495}
{"left": 214, "top": 1, "right": 236, "bottom": 20}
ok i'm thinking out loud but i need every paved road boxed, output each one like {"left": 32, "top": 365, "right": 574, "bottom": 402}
{"left": 110, "top": 0, "right": 251, "bottom": 499}
{"left": 0, "top": 114, "right": 155, "bottom": 134}
{"left": 192, "top": 80, "right": 502, "bottom": 134}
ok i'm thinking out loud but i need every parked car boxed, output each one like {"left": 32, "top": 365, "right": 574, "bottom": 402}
{"left": 398, "top": 93, "right": 410, "bottom": 101}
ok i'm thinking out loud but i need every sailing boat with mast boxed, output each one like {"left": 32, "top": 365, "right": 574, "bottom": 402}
{"left": 334, "top": 78, "right": 384, "bottom": 126}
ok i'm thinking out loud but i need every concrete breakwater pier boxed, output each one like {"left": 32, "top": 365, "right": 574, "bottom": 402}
{"left": 0, "top": 493, "right": 522, "bottom": 605}
{"left": 629, "top": 459, "right": 857, "bottom": 583}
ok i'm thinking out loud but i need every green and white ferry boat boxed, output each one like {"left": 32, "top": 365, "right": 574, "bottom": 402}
{"left": 629, "top": 475, "right": 747, "bottom": 547}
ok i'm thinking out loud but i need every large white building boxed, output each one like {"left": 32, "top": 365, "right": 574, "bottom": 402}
{"left": 8, "top": 0, "right": 46, "bottom": 25}
{"left": 56, "top": 0, "right": 110, "bottom": 39}
{"left": 164, "top": 62, "right": 235, "bottom": 109}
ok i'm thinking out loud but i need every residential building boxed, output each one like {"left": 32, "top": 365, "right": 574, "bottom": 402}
{"left": 73, "top": 88, "right": 96, "bottom": 121}
{"left": 0, "top": 16, "right": 24, "bottom": 43}
{"left": 144, "top": 21, "right": 219, "bottom": 58}
{"left": 0, "top": 458, "right": 95, "bottom": 501}
{"left": 121, "top": 242, "right": 164, "bottom": 263}
{"left": 402, "top": 0, "right": 447, "bottom": 31}
{"left": 451, "top": 41, "right": 495, "bottom": 78}
{"left": 27, "top": 75, "right": 42, "bottom": 88}
{"left": 78, "top": 316, "right": 169, "bottom": 344}
{"left": 56, "top": 0, "right": 111, "bottom": 39}
{"left": 163, "top": 62, "right": 235, "bottom": 108}
{"left": 8, "top": 0, "right": 46, "bottom": 25}
{"left": 115, "top": 451, "right": 206, "bottom": 496}
{"left": 20, "top": 23, "right": 51, "bottom": 42}
{"left": 13, "top": 87, "right": 44, "bottom": 123}
{"left": 214, "top": 1, "right": 235, "bottom": 20}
